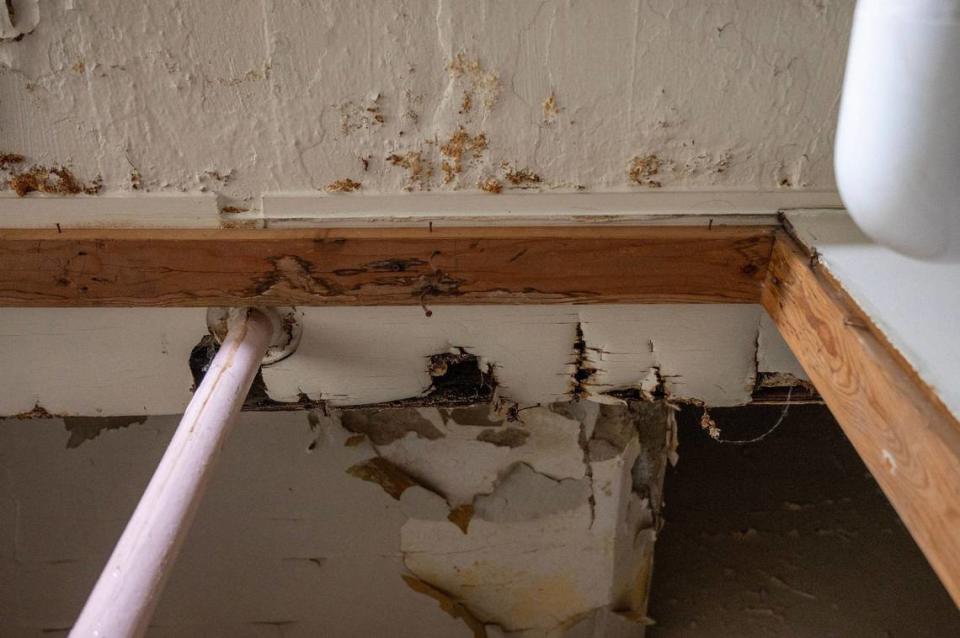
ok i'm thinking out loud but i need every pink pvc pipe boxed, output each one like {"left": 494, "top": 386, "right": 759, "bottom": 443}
{"left": 70, "top": 309, "right": 273, "bottom": 638}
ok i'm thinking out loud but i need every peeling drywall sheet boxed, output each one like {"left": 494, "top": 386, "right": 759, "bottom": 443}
{"left": 1, "top": 401, "right": 673, "bottom": 636}
{"left": 784, "top": 210, "right": 960, "bottom": 419}
{"left": 391, "top": 401, "right": 673, "bottom": 635}
{"left": 1, "top": 1, "right": 851, "bottom": 208}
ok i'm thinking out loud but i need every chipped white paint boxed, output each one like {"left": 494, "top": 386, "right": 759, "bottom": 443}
{"left": 264, "top": 305, "right": 762, "bottom": 408}
{"left": 1, "top": 402, "right": 670, "bottom": 636}
{"left": 0, "top": 304, "right": 796, "bottom": 417}
{"left": 785, "top": 209, "right": 960, "bottom": 419}
{"left": 1, "top": 1, "right": 852, "bottom": 202}
{"left": 375, "top": 407, "right": 586, "bottom": 505}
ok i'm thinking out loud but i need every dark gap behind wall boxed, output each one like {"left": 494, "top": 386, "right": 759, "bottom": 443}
{"left": 648, "top": 404, "right": 960, "bottom": 638}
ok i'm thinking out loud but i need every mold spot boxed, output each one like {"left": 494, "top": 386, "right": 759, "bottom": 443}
{"left": 339, "top": 93, "right": 385, "bottom": 134}
{"left": 448, "top": 51, "right": 502, "bottom": 112}
{"left": 542, "top": 92, "right": 560, "bottom": 123}
{"left": 440, "top": 127, "right": 487, "bottom": 183}
{"left": 7, "top": 165, "right": 102, "bottom": 197}
{"left": 387, "top": 150, "right": 434, "bottom": 191}
{"left": 501, "top": 163, "right": 542, "bottom": 188}
{"left": 0, "top": 153, "right": 25, "bottom": 170}
{"left": 63, "top": 415, "right": 147, "bottom": 449}
{"left": 478, "top": 177, "right": 502, "bottom": 194}
{"left": 325, "top": 178, "right": 362, "bottom": 193}
{"left": 628, "top": 155, "right": 662, "bottom": 188}
{"left": 347, "top": 457, "right": 419, "bottom": 500}
{"left": 476, "top": 427, "right": 530, "bottom": 448}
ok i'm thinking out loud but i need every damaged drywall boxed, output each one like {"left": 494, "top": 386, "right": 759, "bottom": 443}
{"left": 1, "top": 398, "right": 674, "bottom": 637}
{"left": 1, "top": 0, "right": 852, "bottom": 207}
{"left": 0, "top": 304, "right": 808, "bottom": 417}
{"left": 328, "top": 398, "right": 675, "bottom": 636}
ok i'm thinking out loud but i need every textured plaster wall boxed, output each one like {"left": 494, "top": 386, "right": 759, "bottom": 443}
{"left": 1, "top": 0, "right": 852, "bottom": 209}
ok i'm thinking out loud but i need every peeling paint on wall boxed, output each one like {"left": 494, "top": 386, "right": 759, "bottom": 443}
{"left": 0, "top": 0, "right": 852, "bottom": 205}
{"left": 0, "top": 304, "right": 785, "bottom": 417}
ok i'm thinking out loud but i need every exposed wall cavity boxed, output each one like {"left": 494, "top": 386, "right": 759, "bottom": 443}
{"left": 0, "top": 0, "right": 852, "bottom": 211}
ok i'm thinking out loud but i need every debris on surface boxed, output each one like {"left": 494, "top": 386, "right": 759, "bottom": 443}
{"left": 324, "top": 178, "right": 362, "bottom": 193}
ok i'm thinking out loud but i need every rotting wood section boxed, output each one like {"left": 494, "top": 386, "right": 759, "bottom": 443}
{"left": 762, "top": 232, "right": 960, "bottom": 608}
{"left": 0, "top": 226, "right": 773, "bottom": 306}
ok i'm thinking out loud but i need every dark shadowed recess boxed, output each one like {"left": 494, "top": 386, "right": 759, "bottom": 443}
{"left": 649, "top": 404, "right": 960, "bottom": 638}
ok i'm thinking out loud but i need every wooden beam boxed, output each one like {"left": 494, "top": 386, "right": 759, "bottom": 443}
{"left": 762, "top": 233, "right": 960, "bottom": 607}
{"left": 0, "top": 226, "right": 772, "bottom": 307}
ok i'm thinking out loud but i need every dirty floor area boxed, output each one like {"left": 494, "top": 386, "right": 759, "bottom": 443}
{"left": 648, "top": 403, "right": 960, "bottom": 637}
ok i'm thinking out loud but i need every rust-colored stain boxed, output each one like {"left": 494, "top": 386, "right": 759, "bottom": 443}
{"left": 628, "top": 154, "right": 662, "bottom": 188}
{"left": 325, "top": 178, "right": 362, "bottom": 193}
{"left": 8, "top": 165, "right": 103, "bottom": 197}
{"left": 219, "top": 205, "right": 250, "bottom": 214}
{"left": 502, "top": 163, "right": 542, "bottom": 187}
{"left": 440, "top": 127, "right": 487, "bottom": 183}
{"left": 0, "top": 153, "right": 25, "bottom": 170}
{"left": 478, "top": 177, "right": 502, "bottom": 194}
{"left": 447, "top": 503, "right": 474, "bottom": 534}
{"left": 542, "top": 92, "right": 559, "bottom": 122}
{"left": 448, "top": 51, "right": 501, "bottom": 111}
{"left": 401, "top": 574, "right": 486, "bottom": 638}
{"left": 346, "top": 457, "right": 418, "bottom": 500}
{"left": 387, "top": 150, "right": 434, "bottom": 191}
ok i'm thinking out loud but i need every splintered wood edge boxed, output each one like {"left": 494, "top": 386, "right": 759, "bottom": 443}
{"left": 762, "top": 232, "right": 960, "bottom": 606}
{"left": 0, "top": 226, "right": 775, "bottom": 306}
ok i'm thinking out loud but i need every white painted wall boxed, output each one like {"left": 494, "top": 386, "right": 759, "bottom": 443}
{"left": 1, "top": 0, "right": 852, "bottom": 209}
{"left": 0, "top": 304, "right": 787, "bottom": 417}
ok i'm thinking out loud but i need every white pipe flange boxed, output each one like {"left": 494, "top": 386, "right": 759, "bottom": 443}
{"left": 206, "top": 307, "right": 302, "bottom": 366}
